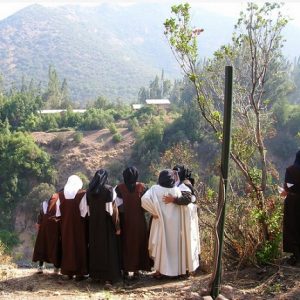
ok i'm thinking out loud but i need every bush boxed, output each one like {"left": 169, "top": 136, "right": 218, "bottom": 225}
{"left": 24, "top": 183, "right": 56, "bottom": 217}
{"left": 0, "top": 240, "right": 12, "bottom": 265}
{"left": 106, "top": 160, "right": 127, "bottom": 186}
{"left": 24, "top": 113, "right": 42, "bottom": 131}
{"left": 59, "top": 110, "right": 82, "bottom": 128}
{"left": 108, "top": 123, "right": 117, "bottom": 134}
{"left": 0, "top": 131, "right": 56, "bottom": 231}
{"left": 73, "top": 131, "right": 83, "bottom": 143}
{"left": 0, "top": 230, "right": 19, "bottom": 251}
{"left": 79, "top": 108, "right": 114, "bottom": 130}
{"left": 50, "top": 135, "right": 65, "bottom": 151}
{"left": 113, "top": 133, "right": 122, "bottom": 143}
{"left": 128, "top": 117, "right": 139, "bottom": 131}
{"left": 40, "top": 114, "right": 60, "bottom": 131}
{"left": 47, "top": 127, "right": 73, "bottom": 132}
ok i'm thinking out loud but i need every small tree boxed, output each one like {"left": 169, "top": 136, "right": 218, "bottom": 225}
{"left": 164, "top": 2, "right": 289, "bottom": 261}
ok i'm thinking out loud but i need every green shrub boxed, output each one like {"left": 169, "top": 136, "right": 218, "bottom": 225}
{"left": 79, "top": 108, "right": 114, "bottom": 130}
{"left": 73, "top": 131, "right": 83, "bottom": 143}
{"left": 47, "top": 127, "right": 73, "bottom": 133}
{"left": 113, "top": 133, "right": 122, "bottom": 143}
{"left": 106, "top": 160, "right": 126, "bottom": 186}
{"left": 0, "top": 230, "right": 19, "bottom": 251}
{"left": 0, "top": 131, "right": 56, "bottom": 231}
{"left": 24, "top": 183, "right": 56, "bottom": 217}
{"left": 108, "top": 123, "right": 117, "bottom": 134}
{"left": 128, "top": 117, "right": 139, "bottom": 131}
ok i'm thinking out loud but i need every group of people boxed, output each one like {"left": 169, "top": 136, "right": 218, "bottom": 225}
{"left": 32, "top": 165, "right": 201, "bottom": 283}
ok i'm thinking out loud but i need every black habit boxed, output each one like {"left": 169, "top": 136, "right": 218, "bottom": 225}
{"left": 87, "top": 170, "right": 121, "bottom": 282}
{"left": 283, "top": 164, "right": 300, "bottom": 255}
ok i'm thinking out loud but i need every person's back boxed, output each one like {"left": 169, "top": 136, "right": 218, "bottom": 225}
{"left": 115, "top": 166, "right": 151, "bottom": 275}
{"left": 32, "top": 193, "right": 61, "bottom": 273}
{"left": 88, "top": 169, "right": 121, "bottom": 283}
{"left": 142, "top": 169, "right": 183, "bottom": 277}
{"left": 58, "top": 175, "right": 88, "bottom": 279}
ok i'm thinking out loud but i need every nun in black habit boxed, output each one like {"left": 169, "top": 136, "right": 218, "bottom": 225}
{"left": 87, "top": 169, "right": 122, "bottom": 283}
{"left": 282, "top": 150, "right": 300, "bottom": 265}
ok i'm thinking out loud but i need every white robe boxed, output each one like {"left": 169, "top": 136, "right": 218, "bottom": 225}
{"left": 178, "top": 183, "right": 200, "bottom": 273}
{"left": 141, "top": 184, "right": 200, "bottom": 276}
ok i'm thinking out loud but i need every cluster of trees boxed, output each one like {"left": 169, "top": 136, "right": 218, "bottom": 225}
{"left": 137, "top": 70, "right": 172, "bottom": 103}
{"left": 0, "top": 125, "right": 56, "bottom": 249}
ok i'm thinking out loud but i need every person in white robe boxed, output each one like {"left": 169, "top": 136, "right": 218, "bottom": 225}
{"left": 142, "top": 169, "right": 198, "bottom": 277}
{"left": 163, "top": 165, "right": 201, "bottom": 274}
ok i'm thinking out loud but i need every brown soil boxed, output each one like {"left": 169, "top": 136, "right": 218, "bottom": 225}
{"left": 31, "top": 127, "right": 135, "bottom": 184}
{"left": 1, "top": 263, "right": 300, "bottom": 299}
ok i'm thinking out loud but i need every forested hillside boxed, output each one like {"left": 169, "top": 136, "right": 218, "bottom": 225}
{"left": 1, "top": 2, "right": 300, "bottom": 103}
{"left": 0, "top": 3, "right": 178, "bottom": 102}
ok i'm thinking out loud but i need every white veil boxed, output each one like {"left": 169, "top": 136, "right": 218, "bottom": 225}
{"left": 64, "top": 175, "right": 83, "bottom": 199}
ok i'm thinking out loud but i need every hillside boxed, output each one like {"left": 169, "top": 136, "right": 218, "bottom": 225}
{"left": 1, "top": 3, "right": 300, "bottom": 103}
{"left": 31, "top": 127, "right": 134, "bottom": 184}
{"left": 0, "top": 3, "right": 179, "bottom": 102}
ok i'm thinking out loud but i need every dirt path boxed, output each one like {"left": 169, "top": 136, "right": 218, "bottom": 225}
{"left": 0, "top": 267, "right": 208, "bottom": 300}
{"left": 1, "top": 264, "right": 300, "bottom": 299}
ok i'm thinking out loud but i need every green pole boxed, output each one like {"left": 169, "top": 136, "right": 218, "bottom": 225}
{"left": 210, "top": 66, "right": 233, "bottom": 299}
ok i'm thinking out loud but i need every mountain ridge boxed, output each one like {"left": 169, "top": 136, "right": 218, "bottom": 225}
{"left": 0, "top": 3, "right": 299, "bottom": 103}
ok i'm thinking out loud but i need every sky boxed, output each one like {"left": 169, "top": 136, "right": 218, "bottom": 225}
{"left": 0, "top": 0, "right": 300, "bottom": 28}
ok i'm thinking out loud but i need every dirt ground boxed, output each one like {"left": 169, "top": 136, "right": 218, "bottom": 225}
{"left": 31, "top": 127, "right": 135, "bottom": 184}
{"left": 1, "top": 262, "right": 300, "bottom": 300}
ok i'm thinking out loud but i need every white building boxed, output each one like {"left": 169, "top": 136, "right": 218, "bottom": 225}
{"left": 145, "top": 99, "right": 170, "bottom": 105}
{"left": 40, "top": 109, "right": 86, "bottom": 114}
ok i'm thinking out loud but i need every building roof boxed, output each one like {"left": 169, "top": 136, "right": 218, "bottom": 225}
{"left": 145, "top": 99, "right": 170, "bottom": 105}
{"left": 40, "top": 109, "right": 86, "bottom": 114}
{"left": 132, "top": 104, "right": 143, "bottom": 110}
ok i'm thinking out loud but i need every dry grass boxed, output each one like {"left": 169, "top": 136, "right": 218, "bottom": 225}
{"left": 0, "top": 242, "right": 13, "bottom": 265}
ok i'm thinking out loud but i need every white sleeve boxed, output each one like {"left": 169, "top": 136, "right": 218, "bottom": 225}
{"left": 180, "top": 183, "right": 196, "bottom": 202}
{"left": 42, "top": 200, "right": 48, "bottom": 214}
{"left": 112, "top": 188, "right": 117, "bottom": 201}
{"left": 105, "top": 202, "right": 113, "bottom": 216}
{"left": 179, "top": 183, "right": 192, "bottom": 192}
{"left": 141, "top": 187, "right": 157, "bottom": 216}
{"left": 115, "top": 196, "right": 123, "bottom": 207}
{"left": 79, "top": 194, "right": 88, "bottom": 217}
{"left": 56, "top": 198, "right": 61, "bottom": 217}
{"left": 113, "top": 185, "right": 123, "bottom": 207}
{"left": 175, "top": 186, "right": 182, "bottom": 198}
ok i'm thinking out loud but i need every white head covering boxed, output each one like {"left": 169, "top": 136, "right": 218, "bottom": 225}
{"left": 64, "top": 175, "right": 83, "bottom": 199}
